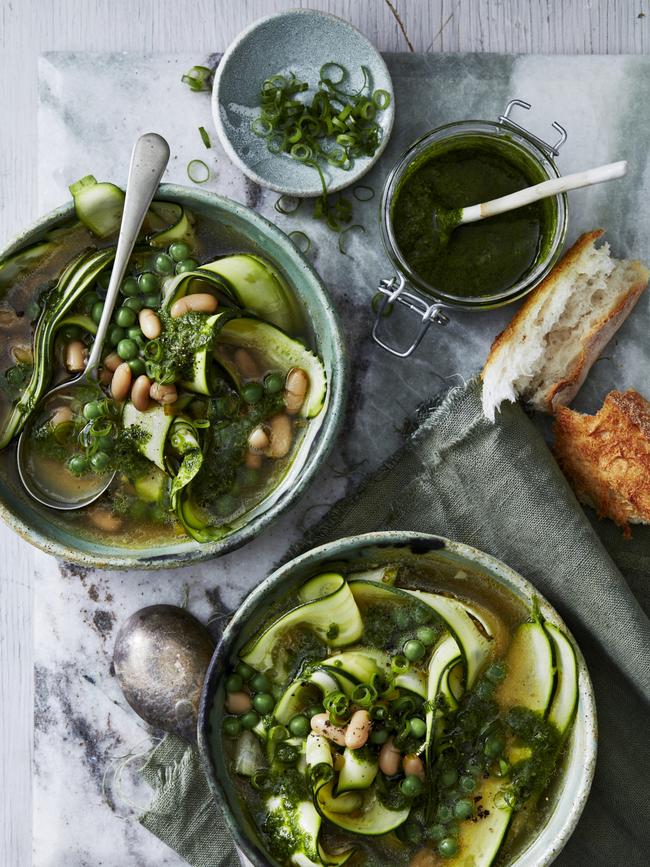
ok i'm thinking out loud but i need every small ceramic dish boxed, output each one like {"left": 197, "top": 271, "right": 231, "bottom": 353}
{"left": 199, "top": 531, "right": 597, "bottom": 867}
{"left": 212, "top": 9, "right": 395, "bottom": 197}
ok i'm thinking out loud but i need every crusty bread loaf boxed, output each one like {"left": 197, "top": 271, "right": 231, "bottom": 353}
{"left": 481, "top": 230, "right": 649, "bottom": 421}
{"left": 554, "top": 390, "right": 650, "bottom": 535}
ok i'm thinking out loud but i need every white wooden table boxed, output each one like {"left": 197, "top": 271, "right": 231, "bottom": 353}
{"left": 1, "top": 1, "right": 648, "bottom": 864}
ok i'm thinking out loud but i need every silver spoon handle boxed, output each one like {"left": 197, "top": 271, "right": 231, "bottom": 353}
{"left": 86, "top": 133, "right": 170, "bottom": 374}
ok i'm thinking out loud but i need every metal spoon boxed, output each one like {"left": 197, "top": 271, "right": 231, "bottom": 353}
{"left": 17, "top": 132, "right": 170, "bottom": 510}
{"left": 113, "top": 605, "right": 215, "bottom": 743}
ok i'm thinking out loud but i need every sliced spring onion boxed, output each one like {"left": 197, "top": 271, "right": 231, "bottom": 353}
{"left": 274, "top": 195, "right": 302, "bottom": 215}
{"left": 288, "top": 231, "right": 311, "bottom": 254}
{"left": 338, "top": 223, "right": 365, "bottom": 255}
{"left": 187, "top": 159, "right": 210, "bottom": 184}
{"left": 373, "top": 89, "right": 391, "bottom": 110}
{"left": 198, "top": 126, "right": 211, "bottom": 148}
{"left": 181, "top": 65, "right": 213, "bottom": 92}
{"left": 353, "top": 185, "right": 375, "bottom": 202}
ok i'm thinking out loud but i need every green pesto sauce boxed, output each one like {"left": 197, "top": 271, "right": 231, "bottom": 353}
{"left": 391, "top": 135, "right": 556, "bottom": 299}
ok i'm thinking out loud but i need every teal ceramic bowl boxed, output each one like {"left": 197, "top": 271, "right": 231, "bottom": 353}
{"left": 0, "top": 185, "right": 346, "bottom": 568}
{"left": 212, "top": 9, "right": 395, "bottom": 197}
{"left": 199, "top": 532, "right": 597, "bottom": 867}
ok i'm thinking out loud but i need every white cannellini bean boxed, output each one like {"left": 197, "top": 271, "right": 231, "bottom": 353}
{"left": 150, "top": 382, "right": 178, "bottom": 405}
{"left": 104, "top": 352, "right": 122, "bottom": 372}
{"left": 170, "top": 293, "right": 218, "bottom": 318}
{"left": 88, "top": 507, "right": 122, "bottom": 533}
{"left": 139, "top": 308, "right": 162, "bottom": 339}
{"left": 244, "top": 450, "right": 262, "bottom": 470}
{"left": 345, "top": 709, "right": 372, "bottom": 749}
{"left": 378, "top": 738, "right": 401, "bottom": 776}
{"left": 265, "top": 413, "right": 292, "bottom": 459}
{"left": 408, "top": 849, "right": 438, "bottom": 867}
{"left": 50, "top": 406, "right": 74, "bottom": 428}
{"left": 248, "top": 426, "right": 269, "bottom": 452}
{"left": 12, "top": 344, "right": 33, "bottom": 365}
{"left": 111, "top": 362, "right": 132, "bottom": 401}
{"left": 225, "top": 691, "right": 252, "bottom": 714}
{"left": 233, "top": 348, "right": 259, "bottom": 379}
{"left": 131, "top": 375, "right": 152, "bottom": 412}
{"left": 65, "top": 340, "right": 87, "bottom": 372}
{"left": 284, "top": 367, "right": 309, "bottom": 415}
{"left": 99, "top": 367, "right": 113, "bottom": 386}
{"left": 402, "top": 753, "right": 426, "bottom": 781}
{"left": 310, "top": 712, "right": 347, "bottom": 747}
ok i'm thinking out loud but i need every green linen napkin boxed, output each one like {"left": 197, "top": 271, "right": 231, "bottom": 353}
{"left": 139, "top": 378, "right": 650, "bottom": 866}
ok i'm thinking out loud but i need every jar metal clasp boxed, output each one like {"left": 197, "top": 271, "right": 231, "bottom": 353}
{"left": 498, "top": 99, "right": 567, "bottom": 157}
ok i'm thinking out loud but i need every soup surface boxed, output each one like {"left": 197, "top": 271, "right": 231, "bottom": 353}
{"left": 390, "top": 135, "right": 557, "bottom": 300}
{"left": 0, "top": 179, "right": 326, "bottom": 547}
{"left": 215, "top": 555, "right": 578, "bottom": 866}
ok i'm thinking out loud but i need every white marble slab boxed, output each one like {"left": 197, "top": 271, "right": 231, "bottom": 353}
{"left": 34, "top": 51, "right": 650, "bottom": 865}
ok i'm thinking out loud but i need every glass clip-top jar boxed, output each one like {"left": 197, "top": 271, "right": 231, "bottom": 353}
{"left": 372, "top": 100, "right": 569, "bottom": 357}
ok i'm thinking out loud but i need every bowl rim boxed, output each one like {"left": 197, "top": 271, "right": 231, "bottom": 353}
{"left": 197, "top": 530, "right": 598, "bottom": 867}
{"left": 211, "top": 8, "right": 395, "bottom": 197}
{"left": 0, "top": 183, "right": 347, "bottom": 569}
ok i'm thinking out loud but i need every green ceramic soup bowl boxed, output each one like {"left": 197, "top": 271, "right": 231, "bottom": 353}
{"left": 198, "top": 531, "right": 597, "bottom": 867}
{"left": 0, "top": 184, "right": 346, "bottom": 568}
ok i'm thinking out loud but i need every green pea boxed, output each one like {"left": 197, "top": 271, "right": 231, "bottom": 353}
{"left": 250, "top": 672, "right": 270, "bottom": 693}
{"left": 154, "top": 253, "right": 175, "bottom": 274}
{"left": 91, "top": 301, "right": 105, "bottom": 325}
{"left": 476, "top": 679, "right": 495, "bottom": 700}
{"left": 236, "top": 662, "right": 255, "bottom": 682}
{"left": 400, "top": 775, "right": 424, "bottom": 798}
{"left": 240, "top": 711, "right": 259, "bottom": 730}
{"left": 403, "top": 639, "right": 426, "bottom": 662}
{"left": 169, "top": 241, "right": 191, "bottom": 262}
{"left": 416, "top": 626, "right": 438, "bottom": 646}
{"left": 438, "top": 838, "right": 459, "bottom": 858}
{"left": 460, "top": 775, "right": 475, "bottom": 793}
{"left": 242, "top": 382, "right": 263, "bottom": 404}
{"left": 90, "top": 451, "right": 110, "bottom": 472}
{"left": 398, "top": 822, "right": 423, "bottom": 845}
{"left": 408, "top": 717, "right": 427, "bottom": 738}
{"left": 440, "top": 767, "right": 458, "bottom": 787}
{"left": 108, "top": 325, "right": 126, "bottom": 347}
{"left": 429, "top": 823, "right": 446, "bottom": 842}
{"left": 484, "top": 734, "right": 505, "bottom": 758}
{"left": 123, "top": 296, "right": 144, "bottom": 312}
{"left": 117, "top": 338, "right": 138, "bottom": 361}
{"left": 97, "top": 271, "right": 111, "bottom": 294}
{"left": 485, "top": 661, "right": 507, "bottom": 683}
{"left": 215, "top": 494, "right": 236, "bottom": 516}
{"left": 143, "top": 293, "right": 161, "bottom": 308}
{"left": 128, "top": 358, "right": 146, "bottom": 377}
{"left": 453, "top": 798, "right": 473, "bottom": 820}
{"left": 413, "top": 605, "right": 432, "bottom": 625}
{"left": 61, "top": 324, "right": 82, "bottom": 340}
{"left": 68, "top": 455, "right": 88, "bottom": 475}
{"left": 305, "top": 704, "right": 323, "bottom": 719}
{"left": 372, "top": 705, "right": 387, "bottom": 721}
{"left": 264, "top": 372, "right": 284, "bottom": 394}
{"left": 115, "top": 306, "right": 137, "bottom": 328}
{"left": 253, "top": 692, "right": 275, "bottom": 714}
{"left": 138, "top": 272, "right": 160, "bottom": 294}
{"left": 121, "top": 276, "right": 140, "bottom": 297}
{"left": 437, "top": 804, "right": 453, "bottom": 822}
{"left": 83, "top": 401, "right": 102, "bottom": 420}
{"left": 370, "top": 729, "right": 388, "bottom": 745}
{"left": 225, "top": 673, "right": 243, "bottom": 692}
{"left": 393, "top": 607, "right": 409, "bottom": 629}
{"left": 79, "top": 292, "right": 100, "bottom": 314}
{"left": 223, "top": 717, "right": 241, "bottom": 738}
{"left": 288, "top": 714, "right": 310, "bottom": 737}
{"left": 175, "top": 258, "right": 198, "bottom": 274}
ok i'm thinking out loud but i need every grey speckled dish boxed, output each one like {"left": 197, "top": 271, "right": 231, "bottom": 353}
{"left": 199, "top": 532, "right": 597, "bottom": 867}
{"left": 212, "top": 9, "right": 395, "bottom": 197}
{"left": 0, "top": 185, "right": 346, "bottom": 569}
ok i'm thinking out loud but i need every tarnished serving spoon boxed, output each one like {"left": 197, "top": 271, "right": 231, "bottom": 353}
{"left": 113, "top": 605, "right": 214, "bottom": 743}
{"left": 17, "top": 132, "right": 170, "bottom": 509}
{"left": 433, "top": 158, "right": 628, "bottom": 245}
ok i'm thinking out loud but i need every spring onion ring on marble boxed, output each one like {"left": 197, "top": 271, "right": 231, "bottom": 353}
{"left": 218, "top": 565, "right": 578, "bottom": 866}
{"left": 0, "top": 176, "right": 326, "bottom": 545}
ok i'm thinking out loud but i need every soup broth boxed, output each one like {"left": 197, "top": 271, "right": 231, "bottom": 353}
{"left": 0, "top": 186, "right": 327, "bottom": 547}
{"left": 214, "top": 553, "right": 578, "bottom": 866}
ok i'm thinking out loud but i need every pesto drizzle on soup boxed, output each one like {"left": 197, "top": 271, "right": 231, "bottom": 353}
{"left": 218, "top": 566, "right": 578, "bottom": 866}
{"left": 0, "top": 177, "right": 327, "bottom": 546}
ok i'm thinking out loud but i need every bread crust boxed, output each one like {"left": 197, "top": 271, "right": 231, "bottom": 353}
{"left": 481, "top": 229, "right": 605, "bottom": 382}
{"left": 554, "top": 390, "right": 650, "bottom": 535}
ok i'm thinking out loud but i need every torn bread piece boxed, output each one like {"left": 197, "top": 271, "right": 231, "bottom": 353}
{"left": 481, "top": 230, "right": 649, "bottom": 421}
{"left": 554, "top": 390, "right": 650, "bottom": 536}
